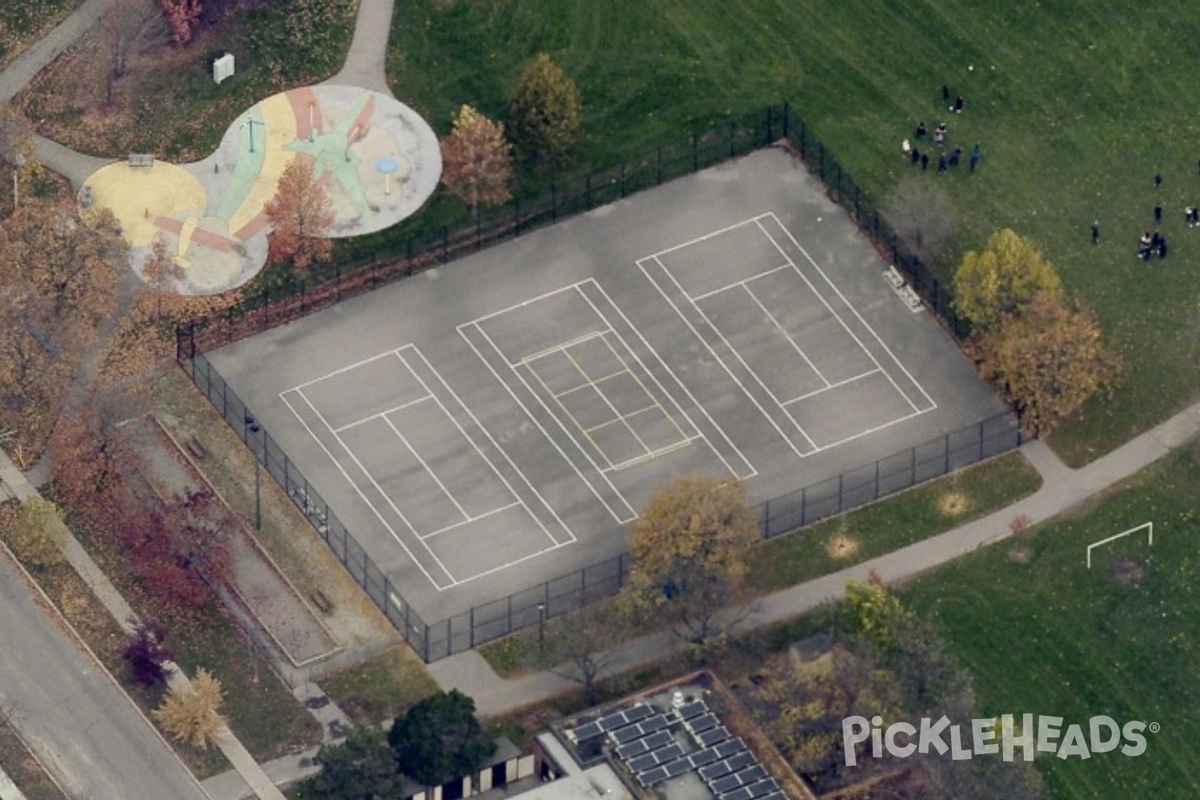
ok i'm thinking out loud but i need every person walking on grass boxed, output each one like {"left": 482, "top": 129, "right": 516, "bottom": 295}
{"left": 1155, "top": 201, "right": 1163, "bottom": 223}
{"left": 969, "top": 143, "right": 981, "bottom": 173}
{"left": 1092, "top": 221, "right": 1100, "bottom": 245}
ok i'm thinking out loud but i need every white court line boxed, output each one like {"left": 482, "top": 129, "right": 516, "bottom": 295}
{"left": 525, "top": 359, "right": 617, "bottom": 470}
{"left": 333, "top": 395, "right": 433, "bottom": 433}
{"left": 761, "top": 213, "right": 937, "bottom": 414}
{"left": 457, "top": 320, "right": 638, "bottom": 524}
{"left": 651, "top": 255, "right": 819, "bottom": 453}
{"left": 741, "top": 281, "right": 830, "bottom": 387}
{"left": 380, "top": 414, "right": 470, "bottom": 522}
{"left": 395, "top": 346, "right": 571, "bottom": 547}
{"left": 303, "top": 388, "right": 461, "bottom": 586}
{"left": 519, "top": 329, "right": 608, "bottom": 366}
{"left": 603, "top": 439, "right": 696, "bottom": 473}
{"left": 578, "top": 279, "right": 757, "bottom": 480}
{"left": 468, "top": 282, "right": 596, "bottom": 326}
{"left": 279, "top": 388, "right": 450, "bottom": 590}
{"left": 418, "top": 502, "right": 523, "bottom": 541}
{"left": 283, "top": 346, "right": 406, "bottom": 393}
{"left": 782, "top": 369, "right": 881, "bottom": 406}
{"left": 688, "top": 263, "right": 791, "bottom": 302}
{"left": 643, "top": 213, "right": 774, "bottom": 259}
{"left": 815, "top": 407, "right": 928, "bottom": 452}
{"left": 595, "top": 332, "right": 692, "bottom": 446}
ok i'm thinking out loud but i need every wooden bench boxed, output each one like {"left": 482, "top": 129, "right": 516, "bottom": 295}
{"left": 127, "top": 153, "right": 155, "bottom": 168}
{"left": 309, "top": 589, "right": 334, "bottom": 614}
{"left": 185, "top": 437, "right": 207, "bottom": 460}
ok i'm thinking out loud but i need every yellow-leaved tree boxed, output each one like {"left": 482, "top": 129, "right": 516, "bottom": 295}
{"left": 153, "top": 668, "right": 225, "bottom": 749}
{"left": 621, "top": 476, "right": 758, "bottom": 647}
{"left": 952, "top": 228, "right": 1062, "bottom": 332}
{"left": 440, "top": 105, "right": 513, "bottom": 215}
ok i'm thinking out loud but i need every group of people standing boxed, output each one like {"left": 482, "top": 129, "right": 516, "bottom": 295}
{"left": 900, "top": 83, "right": 981, "bottom": 175}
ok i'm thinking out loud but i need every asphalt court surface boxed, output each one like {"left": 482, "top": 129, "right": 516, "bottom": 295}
{"left": 208, "top": 148, "right": 1008, "bottom": 622}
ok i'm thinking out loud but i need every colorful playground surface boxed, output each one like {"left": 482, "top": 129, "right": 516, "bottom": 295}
{"left": 78, "top": 85, "right": 441, "bottom": 295}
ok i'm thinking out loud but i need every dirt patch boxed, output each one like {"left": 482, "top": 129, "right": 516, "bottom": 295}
{"left": 937, "top": 490, "right": 970, "bottom": 516}
{"left": 1113, "top": 557, "right": 1146, "bottom": 586}
{"left": 1008, "top": 546, "right": 1032, "bottom": 564}
{"left": 825, "top": 532, "right": 860, "bottom": 560}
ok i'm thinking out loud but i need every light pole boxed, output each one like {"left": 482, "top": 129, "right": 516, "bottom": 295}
{"left": 537, "top": 602, "right": 545, "bottom": 648}
{"left": 244, "top": 414, "right": 262, "bottom": 530}
{"left": 241, "top": 116, "right": 262, "bottom": 154}
{"left": 12, "top": 153, "right": 23, "bottom": 211}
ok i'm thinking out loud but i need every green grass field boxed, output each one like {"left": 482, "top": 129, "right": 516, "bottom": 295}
{"left": 386, "top": 0, "right": 1200, "bottom": 463}
{"left": 902, "top": 448, "right": 1200, "bottom": 798}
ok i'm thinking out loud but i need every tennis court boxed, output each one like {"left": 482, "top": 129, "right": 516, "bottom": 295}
{"left": 205, "top": 148, "right": 1007, "bottom": 623}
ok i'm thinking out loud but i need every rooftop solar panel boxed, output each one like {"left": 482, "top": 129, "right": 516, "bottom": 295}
{"left": 687, "top": 747, "right": 719, "bottom": 768}
{"left": 614, "top": 729, "right": 672, "bottom": 760}
{"left": 761, "top": 792, "right": 786, "bottom": 800}
{"left": 637, "top": 765, "right": 668, "bottom": 787}
{"left": 677, "top": 699, "right": 707, "bottom": 719}
{"left": 566, "top": 720, "right": 603, "bottom": 742}
{"left": 687, "top": 713, "right": 719, "bottom": 733}
{"left": 697, "top": 725, "right": 730, "bottom": 746}
{"left": 716, "top": 738, "right": 747, "bottom": 758}
{"left": 712, "top": 765, "right": 768, "bottom": 795}
{"left": 700, "top": 752, "right": 756, "bottom": 782}
{"left": 598, "top": 703, "right": 652, "bottom": 732}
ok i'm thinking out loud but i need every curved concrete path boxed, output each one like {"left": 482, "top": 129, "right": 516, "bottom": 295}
{"left": 426, "top": 400, "right": 1200, "bottom": 717}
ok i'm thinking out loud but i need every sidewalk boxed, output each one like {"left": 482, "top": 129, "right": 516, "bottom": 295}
{"left": 325, "top": 0, "right": 395, "bottom": 96}
{"left": 427, "top": 402, "right": 1200, "bottom": 717}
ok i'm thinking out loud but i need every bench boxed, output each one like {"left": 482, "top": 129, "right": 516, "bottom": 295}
{"left": 185, "top": 437, "right": 207, "bottom": 460}
{"left": 309, "top": 589, "right": 334, "bottom": 614}
{"left": 883, "top": 265, "right": 906, "bottom": 289}
{"left": 127, "top": 153, "right": 155, "bottom": 168}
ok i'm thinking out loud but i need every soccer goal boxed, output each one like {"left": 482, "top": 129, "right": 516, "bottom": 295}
{"left": 1086, "top": 522, "right": 1153, "bottom": 569}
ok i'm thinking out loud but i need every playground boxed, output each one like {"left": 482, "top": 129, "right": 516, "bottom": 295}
{"left": 78, "top": 84, "right": 441, "bottom": 295}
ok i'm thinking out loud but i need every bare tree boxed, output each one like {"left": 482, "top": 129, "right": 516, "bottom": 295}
{"left": 536, "top": 602, "right": 632, "bottom": 705}
{"left": 98, "top": 0, "right": 167, "bottom": 103}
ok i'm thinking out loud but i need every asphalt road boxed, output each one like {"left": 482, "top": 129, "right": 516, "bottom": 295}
{"left": 0, "top": 550, "right": 208, "bottom": 800}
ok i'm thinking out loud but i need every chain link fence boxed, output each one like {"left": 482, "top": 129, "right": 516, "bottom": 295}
{"left": 176, "top": 103, "right": 1023, "bottom": 661}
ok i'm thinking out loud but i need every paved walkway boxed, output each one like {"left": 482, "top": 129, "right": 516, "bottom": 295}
{"left": 326, "top": 0, "right": 395, "bottom": 96}
{"left": 427, "top": 402, "right": 1200, "bottom": 717}
{"left": 0, "top": 0, "right": 118, "bottom": 103}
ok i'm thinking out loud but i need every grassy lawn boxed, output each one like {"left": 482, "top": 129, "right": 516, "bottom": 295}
{"left": 383, "top": 0, "right": 1200, "bottom": 463}
{"left": 480, "top": 452, "right": 1040, "bottom": 676}
{"left": 751, "top": 451, "right": 1041, "bottom": 591}
{"left": 320, "top": 646, "right": 439, "bottom": 726}
{"left": 902, "top": 447, "right": 1200, "bottom": 798}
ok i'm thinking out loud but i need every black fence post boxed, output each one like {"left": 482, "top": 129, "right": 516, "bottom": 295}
{"left": 819, "top": 142, "right": 825, "bottom": 179}
{"left": 300, "top": 280, "right": 306, "bottom": 314}
{"left": 692, "top": 133, "right": 698, "bottom": 172}
{"left": 657, "top": 146, "right": 663, "bottom": 184}
{"left": 551, "top": 183, "right": 557, "bottom": 221}
{"left": 766, "top": 105, "right": 773, "bottom": 145}
{"left": 441, "top": 225, "right": 448, "bottom": 263}
{"left": 620, "top": 162, "right": 626, "bottom": 198}
{"left": 476, "top": 212, "right": 482, "bottom": 249}
{"left": 783, "top": 101, "right": 789, "bottom": 139}
{"left": 514, "top": 197, "right": 520, "bottom": 236}
{"left": 586, "top": 173, "right": 592, "bottom": 210}
{"left": 729, "top": 121, "right": 736, "bottom": 158}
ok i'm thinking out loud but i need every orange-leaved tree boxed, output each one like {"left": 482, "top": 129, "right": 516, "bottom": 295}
{"left": 264, "top": 158, "right": 334, "bottom": 272}
{"left": 440, "top": 105, "right": 513, "bottom": 215}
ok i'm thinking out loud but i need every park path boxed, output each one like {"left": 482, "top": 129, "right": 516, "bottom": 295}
{"left": 326, "top": 0, "right": 396, "bottom": 96}
{"left": 426, "top": 399, "right": 1200, "bottom": 716}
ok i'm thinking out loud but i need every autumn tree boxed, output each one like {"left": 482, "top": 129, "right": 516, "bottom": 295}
{"left": 970, "top": 291, "right": 1120, "bottom": 435}
{"left": 0, "top": 201, "right": 126, "bottom": 446}
{"left": 1, "top": 495, "right": 66, "bottom": 568}
{"left": 882, "top": 177, "right": 959, "bottom": 264}
{"left": 300, "top": 727, "right": 401, "bottom": 800}
{"left": 952, "top": 228, "right": 1062, "bottom": 332}
{"left": 264, "top": 158, "right": 334, "bottom": 271}
{"left": 622, "top": 476, "right": 759, "bottom": 646}
{"left": 440, "top": 105, "right": 513, "bottom": 214}
{"left": 388, "top": 690, "right": 495, "bottom": 787}
{"left": 153, "top": 667, "right": 225, "bottom": 749}
{"left": 123, "top": 619, "right": 175, "bottom": 686}
{"left": 507, "top": 53, "right": 582, "bottom": 165}
{"left": 160, "top": 0, "right": 203, "bottom": 45}
{"left": 536, "top": 601, "right": 632, "bottom": 705}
